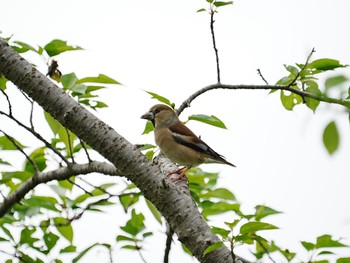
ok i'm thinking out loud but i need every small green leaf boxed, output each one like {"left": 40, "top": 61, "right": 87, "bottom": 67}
{"left": 119, "top": 193, "right": 140, "bottom": 212}
{"left": 202, "top": 202, "right": 240, "bottom": 217}
{"left": 145, "top": 199, "right": 162, "bottom": 224}
{"left": 323, "top": 121, "right": 339, "bottom": 155}
{"left": 255, "top": 205, "right": 282, "bottom": 221}
{"left": 44, "top": 39, "right": 83, "bottom": 57}
{"left": 188, "top": 114, "right": 227, "bottom": 129}
{"left": 305, "top": 86, "right": 322, "bottom": 112}
{"left": 308, "top": 58, "right": 347, "bottom": 71}
{"left": 197, "top": 8, "right": 206, "bottom": 12}
{"left": 142, "top": 120, "right": 154, "bottom": 134}
{"left": 203, "top": 242, "right": 224, "bottom": 256}
{"left": 301, "top": 241, "right": 316, "bottom": 251}
{"left": 53, "top": 217, "right": 74, "bottom": 243}
{"left": 240, "top": 221, "right": 278, "bottom": 235}
{"left": 284, "top": 64, "right": 299, "bottom": 76}
{"left": 280, "top": 90, "right": 295, "bottom": 110}
{"left": 120, "top": 209, "right": 145, "bottom": 236}
{"left": 0, "top": 136, "right": 26, "bottom": 150}
{"left": 60, "top": 245, "right": 77, "bottom": 253}
{"left": 145, "top": 91, "right": 174, "bottom": 107}
{"left": 214, "top": 1, "right": 233, "bottom": 7}
{"left": 72, "top": 243, "right": 99, "bottom": 263}
{"left": 77, "top": 74, "right": 121, "bottom": 85}
{"left": 200, "top": 188, "right": 236, "bottom": 201}
{"left": 337, "top": 257, "right": 350, "bottom": 263}
{"left": 316, "top": 234, "right": 347, "bottom": 248}
{"left": 211, "top": 226, "right": 230, "bottom": 238}
{"left": 12, "top": 41, "right": 38, "bottom": 53}
{"left": 61, "top": 73, "right": 78, "bottom": 91}
{"left": 57, "top": 128, "right": 76, "bottom": 157}
{"left": 0, "top": 76, "right": 8, "bottom": 90}
{"left": 43, "top": 232, "right": 59, "bottom": 252}
{"left": 44, "top": 111, "right": 62, "bottom": 136}
{"left": 116, "top": 235, "right": 135, "bottom": 242}
{"left": 325, "top": 75, "right": 348, "bottom": 90}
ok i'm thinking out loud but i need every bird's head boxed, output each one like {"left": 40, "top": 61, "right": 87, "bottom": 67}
{"left": 141, "top": 104, "right": 178, "bottom": 128}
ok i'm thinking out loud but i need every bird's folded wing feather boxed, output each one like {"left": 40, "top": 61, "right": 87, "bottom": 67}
{"left": 168, "top": 123, "right": 223, "bottom": 159}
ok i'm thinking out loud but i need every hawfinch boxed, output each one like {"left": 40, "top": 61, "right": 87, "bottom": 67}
{"left": 141, "top": 104, "right": 235, "bottom": 181}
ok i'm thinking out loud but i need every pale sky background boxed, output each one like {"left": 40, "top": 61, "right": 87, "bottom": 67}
{"left": 1, "top": 0, "right": 350, "bottom": 262}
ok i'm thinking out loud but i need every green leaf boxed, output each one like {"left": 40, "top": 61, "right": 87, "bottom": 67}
{"left": 142, "top": 120, "right": 154, "bottom": 134}
{"left": 284, "top": 64, "right": 299, "bottom": 76}
{"left": 43, "top": 232, "right": 59, "bottom": 252}
{"left": 120, "top": 209, "right": 145, "bottom": 236}
{"left": 44, "top": 39, "right": 83, "bottom": 57}
{"left": 308, "top": 58, "right": 347, "bottom": 71}
{"left": 61, "top": 73, "right": 78, "bottom": 91}
{"left": 337, "top": 257, "right": 350, "bottom": 263}
{"left": 72, "top": 243, "right": 99, "bottom": 263}
{"left": 20, "top": 227, "right": 39, "bottom": 247}
{"left": 325, "top": 75, "right": 348, "bottom": 90}
{"left": 305, "top": 88, "right": 321, "bottom": 112}
{"left": 255, "top": 205, "right": 282, "bottom": 221}
{"left": 121, "top": 245, "right": 138, "bottom": 250}
{"left": 280, "top": 90, "right": 295, "bottom": 110}
{"left": 214, "top": 1, "right": 233, "bottom": 7}
{"left": 77, "top": 74, "right": 121, "bottom": 85}
{"left": 145, "top": 91, "right": 174, "bottom": 107}
{"left": 200, "top": 188, "right": 236, "bottom": 201}
{"left": 202, "top": 202, "right": 240, "bottom": 217}
{"left": 12, "top": 41, "right": 38, "bottom": 53}
{"left": 22, "top": 196, "right": 59, "bottom": 212}
{"left": 53, "top": 217, "right": 73, "bottom": 243}
{"left": 116, "top": 235, "right": 136, "bottom": 242}
{"left": 145, "top": 199, "right": 162, "bottom": 224}
{"left": 25, "top": 147, "right": 47, "bottom": 173}
{"left": 188, "top": 114, "right": 227, "bottom": 129}
{"left": 224, "top": 219, "right": 240, "bottom": 230}
{"left": 301, "top": 241, "right": 316, "bottom": 251}
{"left": 240, "top": 221, "right": 278, "bottom": 235}
{"left": 0, "top": 136, "right": 26, "bottom": 150}
{"left": 203, "top": 242, "right": 224, "bottom": 256}
{"left": 57, "top": 128, "right": 76, "bottom": 157}
{"left": 0, "top": 76, "right": 8, "bottom": 90}
{"left": 60, "top": 245, "right": 77, "bottom": 253}
{"left": 44, "top": 111, "right": 62, "bottom": 136}
{"left": 323, "top": 121, "right": 339, "bottom": 155}
{"left": 211, "top": 226, "right": 230, "bottom": 238}
{"left": 197, "top": 8, "right": 206, "bottom": 12}
{"left": 119, "top": 193, "right": 140, "bottom": 212}
{"left": 276, "top": 76, "right": 294, "bottom": 86}
{"left": 316, "top": 234, "right": 347, "bottom": 248}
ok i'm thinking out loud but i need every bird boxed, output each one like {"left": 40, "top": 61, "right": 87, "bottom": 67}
{"left": 141, "top": 104, "right": 235, "bottom": 181}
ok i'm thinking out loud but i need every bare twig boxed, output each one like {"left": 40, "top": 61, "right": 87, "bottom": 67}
{"left": 0, "top": 89, "right": 12, "bottom": 116}
{"left": 66, "top": 128, "right": 75, "bottom": 163}
{"left": 0, "top": 110, "right": 70, "bottom": 165}
{"left": 164, "top": 223, "right": 174, "bottom": 263}
{"left": 80, "top": 139, "right": 92, "bottom": 162}
{"left": 257, "top": 69, "right": 269, "bottom": 85}
{"left": 210, "top": 9, "right": 221, "bottom": 83}
{"left": 0, "top": 130, "right": 39, "bottom": 173}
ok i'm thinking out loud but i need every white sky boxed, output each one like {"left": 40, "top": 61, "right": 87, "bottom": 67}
{"left": 1, "top": 0, "right": 350, "bottom": 262}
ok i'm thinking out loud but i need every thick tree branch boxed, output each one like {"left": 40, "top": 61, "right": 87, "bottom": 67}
{"left": 177, "top": 83, "right": 350, "bottom": 115}
{"left": 0, "top": 161, "right": 120, "bottom": 217}
{"left": 0, "top": 38, "right": 251, "bottom": 263}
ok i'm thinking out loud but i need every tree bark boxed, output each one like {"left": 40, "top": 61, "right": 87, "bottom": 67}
{"left": 0, "top": 38, "right": 252, "bottom": 263}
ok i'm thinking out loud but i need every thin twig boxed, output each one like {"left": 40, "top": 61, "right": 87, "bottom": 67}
{"left": 67, "top": 178, "right": 93, "bottom": 196}
{"left": 0, "top": 130, "right": 39, "bottom": 173}
{"left": 257, "top": 69, "right": 269, "bottom": 85}
{"left": 164, "top": 223, "right": 174, "bottom": 263}
{"left": 210, "top": 8, "right": 221, "bottom": 83}
{"left": 80, "top": 139, "right": 92, "bottom": 162}
{"left": 0, "top": 110, "right": 70, "bottom": 165}
{"left": 0, "top": 89, "right": 12, "bottom": 116}
{"left": 66, "top": 128, "right": 75, "bottom": 163}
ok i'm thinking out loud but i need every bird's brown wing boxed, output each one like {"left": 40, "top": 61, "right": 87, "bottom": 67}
{"left": 168, "top": 123, "right": 233, "bottom": 165}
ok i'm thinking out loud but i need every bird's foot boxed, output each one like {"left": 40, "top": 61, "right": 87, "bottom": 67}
{"left": 167, "top": 167, "right": 188, "bottom": 182}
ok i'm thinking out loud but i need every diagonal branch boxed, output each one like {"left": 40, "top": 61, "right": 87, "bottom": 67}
{"left": 0, "top": 37, "right": 252, "bottom": 263}
{"left": 0, "top": 161, "right": 120, "bottom": 217}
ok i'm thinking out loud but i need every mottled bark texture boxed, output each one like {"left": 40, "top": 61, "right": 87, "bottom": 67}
{"left": 0, "top": 38, "right": 251, "bottom": 263}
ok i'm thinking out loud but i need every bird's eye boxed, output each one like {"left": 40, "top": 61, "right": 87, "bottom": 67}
{"left": 154, "top": 108, "right": 161, "bottom": 115}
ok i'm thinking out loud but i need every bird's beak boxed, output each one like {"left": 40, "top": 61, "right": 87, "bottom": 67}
{"left": 141, "top": 111, "right": 154, "bottom": 121}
